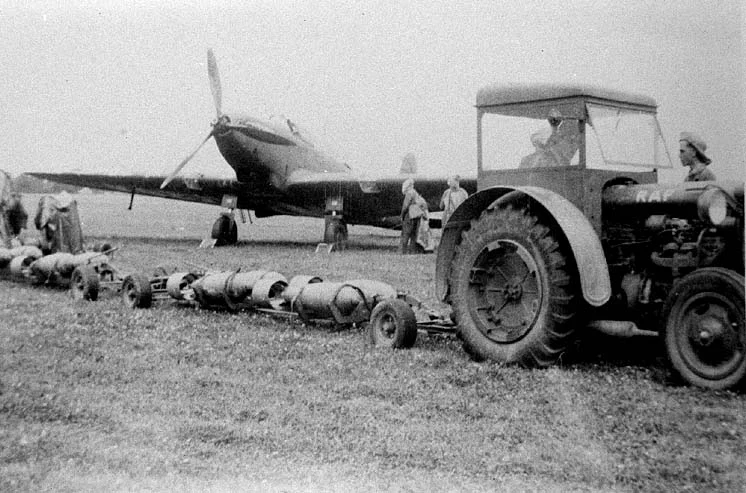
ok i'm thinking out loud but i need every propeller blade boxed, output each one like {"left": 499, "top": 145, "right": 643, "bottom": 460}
{"left": 207, "top": 48, "right": 222, "bottom": 118}
{"left": 160, "top": 130, "right": 214, "bottom": 189}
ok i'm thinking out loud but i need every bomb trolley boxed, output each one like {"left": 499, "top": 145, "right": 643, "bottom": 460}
{"left": 119, "top": 266, "right": 455, "bottom": 345}
{"left": 0, "top": 246, "right": 136, "bottom": 302}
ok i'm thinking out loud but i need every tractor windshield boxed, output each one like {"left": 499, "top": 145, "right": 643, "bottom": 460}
{"left": 586, "top": 104, "right": 672, "bottom": 170}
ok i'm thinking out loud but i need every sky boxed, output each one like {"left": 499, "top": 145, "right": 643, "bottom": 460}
{"left": 1, "top": 0, "right": 743, "bottom": 184}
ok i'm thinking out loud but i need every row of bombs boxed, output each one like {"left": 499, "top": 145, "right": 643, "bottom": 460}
{"left": 0, "top": 246, "right": 123, "bottom": 300}
{"left": 123, "top": 269, "right": 430, "bottom": 348}
{"left": 0, "top": 246, "right": 443, "bottom": 348}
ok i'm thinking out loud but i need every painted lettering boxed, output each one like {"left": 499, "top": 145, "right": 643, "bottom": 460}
{"left": 635, "top": 188, "right": 676, "bottom": 203}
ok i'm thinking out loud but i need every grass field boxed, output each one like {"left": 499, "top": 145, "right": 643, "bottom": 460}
{"left": 1, "top": 193, "right": 745, "bottom": 492}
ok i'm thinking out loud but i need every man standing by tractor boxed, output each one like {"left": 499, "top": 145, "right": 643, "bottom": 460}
{"left": 440, "top": 175, "right": 469, "bottom": 226}
{"left": 680, "top": 132, "right": 716, "bottom": 182}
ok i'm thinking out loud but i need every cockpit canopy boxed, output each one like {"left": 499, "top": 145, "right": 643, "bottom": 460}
{"left": 476, "top": 83, "right": 673, "bottom": 172}
{"left": 225, "top": 113, "right": 317, "bottom": 148}
{"left": 268, "top": 115, "right": 316, "bottom": 147}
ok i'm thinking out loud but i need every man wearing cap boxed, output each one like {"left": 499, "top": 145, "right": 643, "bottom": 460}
{"left": 680, "top": 132, "right": 716, "bottom": 182}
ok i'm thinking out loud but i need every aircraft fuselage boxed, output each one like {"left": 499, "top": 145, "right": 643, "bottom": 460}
{"left": 213, "top": 113, "right": 409, "bottom": 224}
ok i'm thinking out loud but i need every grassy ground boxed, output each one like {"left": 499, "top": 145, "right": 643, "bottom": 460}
{"left": 1, "top": 194, "right": 745, "bottom": 492}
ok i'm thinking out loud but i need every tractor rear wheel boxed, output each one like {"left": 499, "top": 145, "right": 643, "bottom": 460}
{"left": 663, "top": 268, "right": 745, "bottom": 390}
{"left": 449, "top": 206, "right": 578, "bottom": 366}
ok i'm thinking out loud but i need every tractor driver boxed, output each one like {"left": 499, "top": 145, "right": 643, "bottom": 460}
{"left": 544, "top": 109, "right": 581, "bottom": 166}
{"left": 520, "top": 110, "right": 581, "bottom": 168}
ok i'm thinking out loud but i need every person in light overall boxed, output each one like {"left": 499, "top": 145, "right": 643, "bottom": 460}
{"left": 440, "top": 174, "right": 468, "bottom": 226}
{"left": 400, "top": 178, "right": 424, "bottom": 254}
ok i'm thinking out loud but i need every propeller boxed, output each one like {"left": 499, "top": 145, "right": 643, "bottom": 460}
{"left": 160, "top": 129, "right": 215, "bottom": 189}
{"left": 160, "top": 49, "right": 296, "bottom": 189}
{"left": 160, "top": 49, "right": 223, "bottom": 189}
{"left": 207, "top": 48, "right": 222, "bottom": 118}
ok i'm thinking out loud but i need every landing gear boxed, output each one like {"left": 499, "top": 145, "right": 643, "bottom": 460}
{"left": 211, "top": 212, "right": 238, "bottom": 246}
{"left": 324, "top": 216, "right": 348, "bottom": 250}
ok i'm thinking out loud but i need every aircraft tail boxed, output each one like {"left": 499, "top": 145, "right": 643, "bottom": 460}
{"left": 400, "top": 153, "right": 417, "bottom": 174}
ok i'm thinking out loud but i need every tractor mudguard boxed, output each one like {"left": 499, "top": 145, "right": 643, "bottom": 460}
{"left": 435, "top": 186, "right": 611, "bottom": 307}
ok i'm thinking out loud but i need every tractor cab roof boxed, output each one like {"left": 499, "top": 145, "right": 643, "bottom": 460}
{"left": 476, "top": 83, "right": 658, "bottom": 119}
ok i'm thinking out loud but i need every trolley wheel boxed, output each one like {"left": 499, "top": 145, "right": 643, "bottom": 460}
{"left": 122, "top": 273, "right": 153, "bottom": 309}
{"left": 368, "top": 298, "right": 418, "bottom": 349}
{"left": 70, "top": 265, "right": 100, "bottom": 301}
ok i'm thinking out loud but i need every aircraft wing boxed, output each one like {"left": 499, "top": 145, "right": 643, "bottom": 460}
{"left": 285, "top": 170, "right": 477, "bottom": 227}
{"left": 25, "top": 172, "right": 282, "bottom": 210}
{"left": 286, "top": 171, "right": 476, "bottom": 205}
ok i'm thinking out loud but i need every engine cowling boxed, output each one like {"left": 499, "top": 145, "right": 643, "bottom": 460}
{"left": 602, "top": 181, "right": 743, "bottom": 227}
{"left": 600, "top": 180, "right": 743, "bottom": 317}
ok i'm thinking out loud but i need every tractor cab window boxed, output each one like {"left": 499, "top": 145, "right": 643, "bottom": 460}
{"left": 480, "top": 114, "right": 581, "bottom": 171}
{"left": 586, "top": 104, "right": 672, "bottom": 170}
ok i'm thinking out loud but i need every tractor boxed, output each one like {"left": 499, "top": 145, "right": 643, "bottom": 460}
{"left": 435, "top": 84, "right": 744, "bottom": 390}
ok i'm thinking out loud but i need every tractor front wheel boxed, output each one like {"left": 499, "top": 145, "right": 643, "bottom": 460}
{"left": 663, "top": 268, "right": 745, "bottom": 390}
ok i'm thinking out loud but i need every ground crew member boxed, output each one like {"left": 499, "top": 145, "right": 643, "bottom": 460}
{"left": 680, "top": 132, "right": 716, "bottom": 182}
{"left": 440, "top": 175, "right": 469, "bottom": 226}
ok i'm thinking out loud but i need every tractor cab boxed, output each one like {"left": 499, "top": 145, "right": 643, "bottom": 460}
{"left": 475, "top": 84, "right": 673, "bottom": 223}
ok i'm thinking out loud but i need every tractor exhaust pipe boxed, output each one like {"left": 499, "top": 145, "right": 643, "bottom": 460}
{"left": 586, "top": 320, "right": 658, "bottom": 338}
